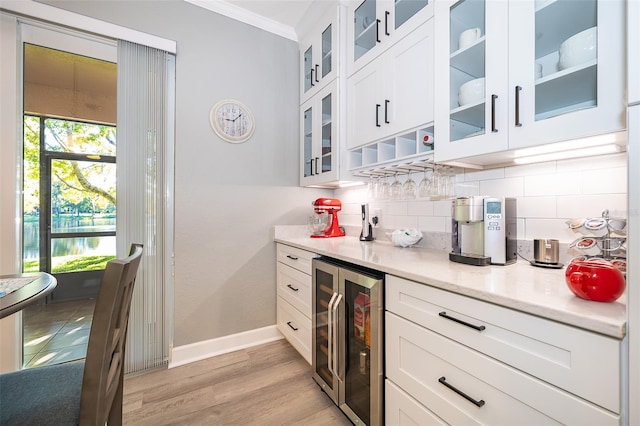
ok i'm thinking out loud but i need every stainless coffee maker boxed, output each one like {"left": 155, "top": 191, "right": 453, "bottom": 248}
{"left": 449, "top": 196, "right": 517, "bottom": 266}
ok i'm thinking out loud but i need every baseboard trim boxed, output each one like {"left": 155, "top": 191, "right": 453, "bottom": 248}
{"left": 169, "top": 325, "right": 284, "bottom": 368}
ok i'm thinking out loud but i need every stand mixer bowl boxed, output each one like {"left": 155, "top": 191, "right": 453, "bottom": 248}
{"left": 308, "top": 212, "right": 331, "bottom": 235}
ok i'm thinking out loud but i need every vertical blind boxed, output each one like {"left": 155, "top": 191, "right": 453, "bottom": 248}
{"left": 116, "top": 40, "right": 175, "bottom": 373}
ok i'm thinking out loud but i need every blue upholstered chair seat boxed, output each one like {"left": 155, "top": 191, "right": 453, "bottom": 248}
{"left": 0, "top": 361, "right": 84, "bottom": 425}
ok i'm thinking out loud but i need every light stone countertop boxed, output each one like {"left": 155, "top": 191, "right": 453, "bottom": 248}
{"left": 273, "top": 226, "right": 626, "bottom": 339}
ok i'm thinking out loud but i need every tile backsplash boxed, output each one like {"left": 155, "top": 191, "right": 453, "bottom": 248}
{"left": 335, "top": 152, "right": 627, "bottom": 247}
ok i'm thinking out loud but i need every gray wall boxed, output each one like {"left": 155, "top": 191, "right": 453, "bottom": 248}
{"left": 41, "top": 1, "right": 330, "bottom": 346}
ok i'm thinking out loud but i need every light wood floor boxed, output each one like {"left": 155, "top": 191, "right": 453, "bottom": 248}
{"left": 123, "top": 339, "right": 353, "bottom": 425}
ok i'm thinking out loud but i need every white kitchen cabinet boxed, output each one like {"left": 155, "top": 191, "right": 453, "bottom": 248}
{"left": 347, "top": 18, "right": 434, "bottom": 150}
{"left": 276, "top": 244, "right": 317, "bottom": 364}
{"left": 434, "top": 0, "right": 626, "bottom": 166}
{"left": 300, "top": 81, "right": 339, "bottom": 186}
{"left": 299, "top": 6, "right": 339, "bottom": 105}
{"left": 385, "top": 275, "right": 622, "bottom": 424}
{"left": 346, "top": 0, "right": 433, "bottom": 76}
{"left": 386, "top": 379, "right": 447, "bottom": 426}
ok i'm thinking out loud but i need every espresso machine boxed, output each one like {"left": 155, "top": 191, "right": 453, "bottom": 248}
{"left": 450, "top": 196, "right": 517, "bottom": 266}
{"left": 310, "top": 198, "right": 345, "bottom": 238}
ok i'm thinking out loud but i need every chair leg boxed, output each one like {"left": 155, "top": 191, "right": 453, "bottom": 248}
{"left": 108, "top": 369, "right": 124, "bottom": 426}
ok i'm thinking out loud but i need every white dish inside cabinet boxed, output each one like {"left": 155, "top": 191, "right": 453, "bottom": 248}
{"left": 533, "top": 0, "right": 598, "bottom": 121}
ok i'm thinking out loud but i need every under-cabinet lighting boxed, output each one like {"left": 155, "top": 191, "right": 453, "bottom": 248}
{"left": 513, "top": 133, "right": 620, "bottom": 158}
{"left": 513, "top": 144, "right": 621, "bottom": 165}
{"left": 338, "top": 181, "right": 365, "bottom": 188}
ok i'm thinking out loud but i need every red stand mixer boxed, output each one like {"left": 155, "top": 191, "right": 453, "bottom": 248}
{"left": 310, "top": 198, "right": 346, "bottom": 238}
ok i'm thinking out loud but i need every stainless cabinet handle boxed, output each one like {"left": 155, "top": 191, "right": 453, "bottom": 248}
{"left": 286, "top": 254, "right": 299, "bottom": 260}
{"left": 286, "top": 284, "right": 299, "bottom": 292}
{"left": 310, "top": 67, "right": 315, "bottom": 87}
{"left": 327, "top": 292, "right": 338, "bottom": 375}
{"left": 314, "top": 157, "right": 319, "bottom": 175}
{"left": 375, "top": 19, "right": 381, "bottom": 43}
{"left": 515, "top": 85, "right": 522, "bottom": 127}
{"left": 332, "top": 293, "right": 343, "bottom": 378}
{"left": 286, "top": 321, "right": 298, "bottom": 331}
{"left": 439, "top": 311, "right": 486, "bottom": 331}
{"left": 309, "top": 158, "right": 314, "bottom": 176}
{"left": 314, "top": 64, "right": 319, "bottom": 83}
{"left": 491, "top": 94, "right": 498, "bottom": 133}
{"left": 439, "top": 377, "right": 485, "bottom": 407}
{"left": 376, "top": 104, "right": 381, "bottom": 127}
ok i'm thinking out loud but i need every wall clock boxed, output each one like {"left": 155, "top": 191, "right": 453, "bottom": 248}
{"left": 209, "top": 99, "right": 255, "bottom": 143}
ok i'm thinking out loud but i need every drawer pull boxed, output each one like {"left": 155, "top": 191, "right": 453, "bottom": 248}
{"left": 286, "top": 284, "right": 299, "bottom": 292}
{"left": 286, "top": 321, "right": 298, "bottom": 331}
{"left": 286, "top": 255, "right": 299, "bottom": 260}
{"left": 439, "top": 311, "right": 486, "bottom": 331}
{"left": 438, "top": 376, "right": 485, "bottom": 408}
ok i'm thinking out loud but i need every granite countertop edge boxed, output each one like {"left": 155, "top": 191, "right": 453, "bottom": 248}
{"left": 273, "top": 227, "right": 626, "bottom": 339}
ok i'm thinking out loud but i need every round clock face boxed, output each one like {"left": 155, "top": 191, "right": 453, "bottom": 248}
{"left": 209, "top": 100, "right": 255, "bottom": 143}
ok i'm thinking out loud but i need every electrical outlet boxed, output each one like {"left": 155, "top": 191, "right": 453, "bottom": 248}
{"left": 373, "top": 208, "right": 382, "bottom": 227}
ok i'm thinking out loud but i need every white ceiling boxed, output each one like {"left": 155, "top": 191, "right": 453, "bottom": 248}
{"left": 185, "top": 0, "right": 315, "bottom": 41}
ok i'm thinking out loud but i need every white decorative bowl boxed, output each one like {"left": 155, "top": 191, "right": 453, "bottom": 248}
{"left": 558, "top": 27, "right": 597, "bottom": 70}
{"left": 458, "top": 78, "right": 485, "bottom": 106}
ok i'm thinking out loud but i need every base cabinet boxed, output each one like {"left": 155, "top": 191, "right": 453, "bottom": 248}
{"left": 385, "top": 275, "right": 621, "bottom": 425}
{"left": 276, "top": 244, "right": 317, "bottom": 363}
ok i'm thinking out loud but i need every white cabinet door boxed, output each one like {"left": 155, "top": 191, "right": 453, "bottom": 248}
{"left": 386, "top": 19, "right": 434, "bottom": 137}
{"left": 347, "top": 0, "right": 433, "bottom": 76}
{"left": 300, "top": 7, "right": 339, "bottom": 105}
{"left": 507, "top": 0, "right": 626, "bottom": 149}
{"left": 347, "top": 19, "right": 434, "bottom": 150}
{"left": 434, "top": 0, "right": 626, "bottom": 166}
{"left": 347, "top": 60, "right": 385, "bottom": 149}
{"left": 434, "top": 0, "right": 509, "bottom": 163}
{"left": 386, "top": 379, "right": 447, "bottom": 426}
{"left": 300, "top": 81, "right": 339, "bottom": 186}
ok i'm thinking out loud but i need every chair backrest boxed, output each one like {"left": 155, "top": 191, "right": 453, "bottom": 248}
{"left": 79, "top": 243, "right": 143, "bottom": 426}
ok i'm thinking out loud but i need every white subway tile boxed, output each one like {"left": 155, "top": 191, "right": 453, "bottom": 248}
{"left": 418, "top": 215, "right": 448, "bottom": 232}
{"left": 479, "top": 177, "right": 524, "bottom": 197}
{"left": 557, "top": 194, "right": 627, "bottom": 218}
{"left": 581, "top": 167, "right": 627, "bottom": 194}
{"left": 517, "top": 196, "right": 557, "bottom": 217}
{"left": 387, "top": 201, "right": 408, "bottom": 216}
{"left": 395, "top": 215, "right": 419, "bottom": 229}
{"left": 524, "top": 171, "right": 582, "bottom": 196}
{"left": 464, "top": 167, "right": 505, "bottom": 181}
{"left": 456, "top": 181, "right": 480, "bottom": 196}
{"left": 505, "top": 161, "right": 556, "bottom": 178}
{"left": 433, "top": 199, "right": 453, "bottom": 216}
{"left": 407, "top": 200, "right": 434, "bottom": 216}
{"left": 524, "top": 218, "right": 574, "bottom": 243}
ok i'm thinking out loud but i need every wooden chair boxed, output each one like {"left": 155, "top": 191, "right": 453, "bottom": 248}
{"left": 0, "top": 244, "right": 143, "bottom": 426}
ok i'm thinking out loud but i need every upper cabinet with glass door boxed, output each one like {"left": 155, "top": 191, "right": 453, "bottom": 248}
{"left": 299, "top": 5, "right": 339, "bottom": 104}
{"left": 434, "top": 0, "right": 626, "bottom": 166}
{"left": 347, "top": 0, "right": 433, "bottom": 75}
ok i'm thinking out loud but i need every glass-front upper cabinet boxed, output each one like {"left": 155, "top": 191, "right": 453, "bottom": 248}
{"left": 300, "top": 81, "right": 339, "bottom": 187}
{"left": 347, "top": 0, "right": 433, "bottom": 75}
{"left": 435, "top": 0, "right": 625, "bottom": 166}
{"left": 300, "top": 6, "right": 339, "bottom": 104}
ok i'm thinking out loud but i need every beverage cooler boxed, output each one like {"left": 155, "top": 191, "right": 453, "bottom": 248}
{"left": 312, "top": 258, "right": 384, "bottom": 426}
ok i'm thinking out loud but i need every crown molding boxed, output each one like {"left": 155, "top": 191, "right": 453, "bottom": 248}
{"left": 184, "top": 0, "right": 298, "bottom": 42}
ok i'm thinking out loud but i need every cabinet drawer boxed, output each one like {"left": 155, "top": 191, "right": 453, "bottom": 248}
{"left": 386, "top": 379, "right": 446, "bottom": 426}
{"left": 276, "top": 244, "right": 316, "bottom": 275}
{"left": 386, "top": 275, "right": 621, "bottom": 413}
{"left": 277, "top": 296, "right": 312, "bottom": 364}
{"left": 277, "top": 263, "right": 311, "bottom": 318}
{"left": 386, "top": 313, "right": 619, "bottom": 425}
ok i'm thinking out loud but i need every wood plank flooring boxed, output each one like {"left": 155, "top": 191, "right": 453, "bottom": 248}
{"left": 123, "top": 339, "right": 353, "bottom": 425}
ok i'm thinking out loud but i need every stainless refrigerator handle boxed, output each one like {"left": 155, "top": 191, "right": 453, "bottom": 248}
{"left": 327, "top": 292, "right": 338, "bottom": 375}
{"left": 332, "top": 293, "right": 343, "bottom": 377}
